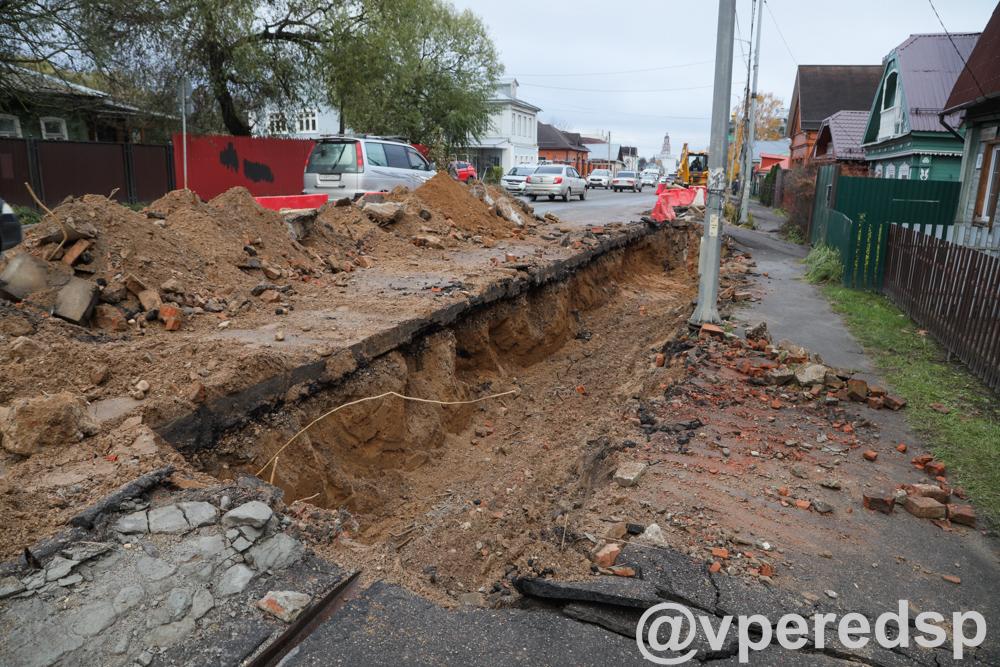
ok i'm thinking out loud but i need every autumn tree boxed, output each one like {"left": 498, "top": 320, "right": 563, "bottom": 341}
{"left": 732, "top": 91, "right": 786, "bottom": 141}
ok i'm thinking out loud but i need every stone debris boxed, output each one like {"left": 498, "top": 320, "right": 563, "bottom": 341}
{"left": 216, "top": 563, "right": 256, "bottom": 597}
{"left": 257, "top": 590, "right": 313, "bottom": 622}
{"left": 612, "top": 461, "right": 647, "bottom": 487}
{"left": 0, "top": 391, "right": 99, "bottom": 456}
{"left": 590, "top": 543, "right": 621, "bottom": 568}
{"left": 902, "top": 495, "right": 946, "bottom": 519}
{"left": 222, "top": 500, "right": 273, "bottom": 529}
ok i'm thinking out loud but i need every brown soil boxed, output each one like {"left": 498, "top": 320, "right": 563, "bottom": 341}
{"left": 391, "top": 173, "right": 517, "bottom": 238}
{"left": 191, "top": 227, "right": 702, "bottom": 606}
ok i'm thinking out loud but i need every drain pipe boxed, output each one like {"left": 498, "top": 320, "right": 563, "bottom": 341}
{"left": 937, "top": 111, "right": 965, "bottom": 143}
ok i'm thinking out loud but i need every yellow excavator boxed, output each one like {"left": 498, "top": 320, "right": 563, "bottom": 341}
{"left": 677, "top": 143, "right": 709, "bottom": 187}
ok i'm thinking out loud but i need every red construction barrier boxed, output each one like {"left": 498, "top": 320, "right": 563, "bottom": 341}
{"left": 254, "top": 194, "right": 327, "bottom": 211}
{"left": 651, "top": 186, "right": 707, "bottom": 223}
{"left": 173, "top": 134, "right": 315, "bottom": 201}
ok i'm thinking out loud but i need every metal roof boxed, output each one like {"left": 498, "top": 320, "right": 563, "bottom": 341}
{"left": 944, "top": 3, "right": 1000, "bottom": 112}
{"left": 786, "top": 65, "right": 883, "bottom": 134}
{"left": 537, "top": 122, "right": 589, "bottom": 152}
{"left": 892, "top": 33, "right": 979, "bottom": 132}
{"left": 751, "top": 139, "right": 790, "bottom": 161}
{"left": 814, "top": 110, "right": 868, "bottom": 160}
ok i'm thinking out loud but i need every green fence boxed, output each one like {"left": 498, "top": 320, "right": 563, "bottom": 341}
{"left": 810, "top": 166, "right": 961, "bottom": 289}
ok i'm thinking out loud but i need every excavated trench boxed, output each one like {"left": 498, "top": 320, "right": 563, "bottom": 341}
{"left": 177, "top": 224, "right": 700, "bottom": 599}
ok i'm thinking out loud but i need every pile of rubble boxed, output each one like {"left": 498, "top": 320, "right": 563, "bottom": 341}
{"left": 0, "top": 179, "right": 538, "bottom": 333}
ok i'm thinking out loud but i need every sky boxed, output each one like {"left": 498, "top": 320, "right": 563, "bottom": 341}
{"left": 449, "top": 0, "right": 997, "bottom": 158}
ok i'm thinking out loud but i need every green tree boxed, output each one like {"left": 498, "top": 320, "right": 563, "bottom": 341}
{"left": 80, "top": 0, "right": 349, "bottom": 135}
{"left": 326, "top": 0, "right": 502, "bottom": 147}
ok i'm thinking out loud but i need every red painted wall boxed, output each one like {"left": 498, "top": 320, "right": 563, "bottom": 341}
{"left": 172, "top": 134, "right": 315, "bottom": 201}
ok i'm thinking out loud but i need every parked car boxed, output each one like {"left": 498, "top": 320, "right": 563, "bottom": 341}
{"left": 640, "top": 169, "right": 660, "bottom": 186}
{"left": 1, "top": 198, "right": 21, "bottom": 252}
{"left": 587, "top": 168, "right": 612, "bottom": 189}
{"left": 502, "top": 165, "right": 537, "bottom": 193}
{"left": 524, "top": 165, "right": 587, "bottom": 202}
{"left": 611, "top": 171, "right": 643, "bottom": 192}
{"left": 449, "top": 161, "right": 477, "bottom": 183}
{"left": 303, "top": 136, "right": 434, "bottom": 200}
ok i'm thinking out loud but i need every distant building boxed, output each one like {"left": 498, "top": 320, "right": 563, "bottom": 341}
{"left": 658, "top": 132, "right": 675, "bottom": 169}
{"left": 537, "top": 122, "right": 589, "bottom": 174}
{"left": 260, "top": 107, "right": 342, "bottom": 138}
{"left": 455, "top": 78, "right": 540, "bottom": 174}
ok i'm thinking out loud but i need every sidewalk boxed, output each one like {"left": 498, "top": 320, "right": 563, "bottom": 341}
{"left": 727, "top": 200, "right": 871, "bottom": 372}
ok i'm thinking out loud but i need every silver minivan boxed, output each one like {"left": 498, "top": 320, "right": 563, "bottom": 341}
{"left": 303, "top": 137, "right": 434, "bottom": 200}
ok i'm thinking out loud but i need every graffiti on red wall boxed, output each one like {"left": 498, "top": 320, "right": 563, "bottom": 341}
{"left": 173, "top": 134, "right": 315, "bottom": 200}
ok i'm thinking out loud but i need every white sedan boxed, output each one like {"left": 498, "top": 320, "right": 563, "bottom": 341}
{"left": 611, "top": 171, "right": 643, "bottom": 193}
{"left": 524, "top": 165, "right": 588, "bottom": 202}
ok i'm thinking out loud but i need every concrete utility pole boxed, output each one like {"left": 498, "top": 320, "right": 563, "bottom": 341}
{"left": 739, "top": 0, "right": 763, "bottom": 225}
{"left": 690, "top": 0, "right": 736, "bottom": 326}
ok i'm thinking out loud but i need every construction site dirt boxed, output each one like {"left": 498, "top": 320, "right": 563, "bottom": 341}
{"left": 1, "top": 180, "right": 998, "bottom": 666}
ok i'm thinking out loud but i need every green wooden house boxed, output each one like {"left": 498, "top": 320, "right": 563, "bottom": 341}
{"left": 861, "top": 33, "right": 979, "bottom": 182}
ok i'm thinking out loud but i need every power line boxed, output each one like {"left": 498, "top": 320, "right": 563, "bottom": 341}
{"left": 519, "top": 61, "right": 713, "bottom": 78}
{"left": 520, "top": 82, "right": 713, "bottom": 93}
{"left": 927, "top": 0, "right": 986, "bottom": 98}
{"left": 764, "top": 0, "right": 797, "bottom": 64}
{"left": 543, "top": 105, "right": 710, "bottom": 121}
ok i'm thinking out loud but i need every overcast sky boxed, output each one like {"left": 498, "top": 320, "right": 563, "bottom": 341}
{"left": 449, "top": 0, "right": 997, "bottom": 158}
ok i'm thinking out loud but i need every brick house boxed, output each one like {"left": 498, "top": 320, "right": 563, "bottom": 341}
{"left": 785, "top": 65, "right": 882, "bottom": 167}
{"left": 536, "top": 122, "right": 589, "bottom": 174}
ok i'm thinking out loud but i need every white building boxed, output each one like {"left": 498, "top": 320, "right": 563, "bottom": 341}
{"left": 456, "top": 79, "right": 540, "bottom": 174}
{"left": 257, "top": 107, "right": 342, "bottom": 138}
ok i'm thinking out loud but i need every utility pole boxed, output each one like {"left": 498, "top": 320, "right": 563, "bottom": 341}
{"left": 689, "top": 0, "right": 736, "bottom": 326}
{"left": 739, "top": 0, "right": 763, "bottom": 224}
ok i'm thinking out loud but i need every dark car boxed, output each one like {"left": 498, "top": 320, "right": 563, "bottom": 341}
{"left": 1, "top": 198, "right": 22, "bottom": 251}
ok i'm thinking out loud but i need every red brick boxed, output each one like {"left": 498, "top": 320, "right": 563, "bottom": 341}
{"left": 708, "top": 561, "right": 722, "bottom": 573}
{"left": 711, "top": 547, "right": 729, "bottom": 559}
{"left": 867, "top": 396, "right": 884, "bottom": 409}
{"left": 794, "top": 499, "right": 811, "bottom": 510}
{"left": 158, "top": 304, "right": 183, "bottom": 331}
{"left": 92, "top": 304, "right": 126, "bottom": 332}
{"left": 863, "top": 450, "right": 878, "bottom": 462}
{"left": 61, "top": 239, "right": 91, "bottom": 265}
{"left": 947, "top": 504, "right": 976, "bottom": 527}
{"left": 770, "top": 399, "right": 782, "bottom": 410}
{"left": 700, "top": 323, "right": 725, "bottom": 338}
{"left": 903, "top": 495, "right": 946, "bottom": 519}
{"left": 863, "top": 491, "right": 895, "bottom": 514}
{"left": 759, "top": 562, "right": 774, "bottom": 577}
{"left": 607, "top": 565, "right": 636, "bottom": 577}
{"left": 924, "top": 461, "right": 947, "bottom": 477}
{"left": 847, "top": 379, "right": 869, "bottom": 402}
{"left": 909, "top": 483, "right": 949, "bottom": 503}
{"left": 912, "top": 454, "right": 934, "bottom": 466}
{"left": 590, "top": 543, "right": 621, "bottom": 568}
{"left": 777, "top": 486, "right": 790, "bottom": 497}
{"left": 884, "top": 395, "right": 907, "bottom": 410}
{"left": 896, "top": 443, "right": 908, "bottom": 453}
{"left": 868, "top": 385, "right": 887, "bottom": 397}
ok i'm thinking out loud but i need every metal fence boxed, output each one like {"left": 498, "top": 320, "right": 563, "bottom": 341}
{"left": 810, "top": 165, "right": 963, "bottom": 289}
{"left": 0, "top": 137, "right": 173, "bottom": 209}
{"left": 883, "top": 224, "right": 1000, "bottom": 393}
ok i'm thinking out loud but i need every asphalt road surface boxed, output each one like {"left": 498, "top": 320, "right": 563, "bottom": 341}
{"left": 519, "top": 185, "right": 659, "bottom": 227}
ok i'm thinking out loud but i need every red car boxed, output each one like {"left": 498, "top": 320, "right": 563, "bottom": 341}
{"left": 449, "top": 161, "right": 477, "bottom": 183}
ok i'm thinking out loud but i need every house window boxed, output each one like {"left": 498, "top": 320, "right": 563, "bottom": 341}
{"left": 296, "top": 110, "right": 317, "bottom": 133}
{"left": 882, "top": 72, "right": 898, "bottom": 110}
{"left": 874, "top": 164, "right": 884, "bottom": 178}
{"left": 39, "top": 116, "right": 68, "bottom": 140}
{"left": 885, "top": 164, "right": 896, "bottom": 179}
{"left": 268, "top": 113, "right": 287, "bottom": 134}
{"left": 0, "top": 114, "right": 22, "bottom": 138}
{"left": 974, "top": 143, "right": 1000, "bottom": 225}
{"left": 898, "top": 163, "right": 910, "bottom": 180}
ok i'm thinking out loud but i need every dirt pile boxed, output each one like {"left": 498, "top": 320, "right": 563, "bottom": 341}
{"left": 389, "top": 173, "right": 523, "bottom": 238}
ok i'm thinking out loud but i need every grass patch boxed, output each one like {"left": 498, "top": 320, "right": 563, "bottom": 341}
{"left": 13, "top": 205, "right": 42, "bottom": 226}
{"left": 803, "top": 244, "right": 842, "bottom": 283}
{"left": 824, "top": 285, "right": 1000, "bottom": 525}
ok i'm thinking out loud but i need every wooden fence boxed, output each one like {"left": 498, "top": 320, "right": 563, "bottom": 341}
{"left": 883, "top": 224, "right": 1000, "bottom": 393}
